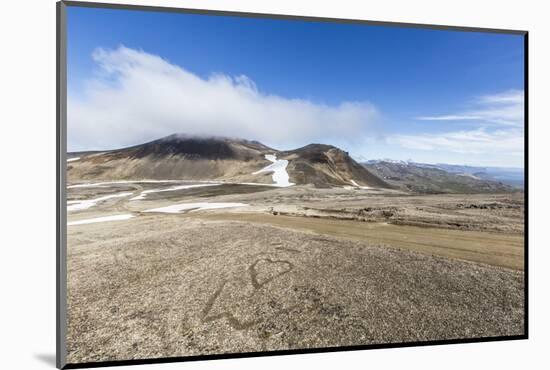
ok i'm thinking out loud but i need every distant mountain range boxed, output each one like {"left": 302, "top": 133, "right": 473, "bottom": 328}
{"left": 363, "top": 160, "right": 522, "bottom": 193}
{"left": 416, "top": 162, "right": 524, "bottom": 188}
{"left": 67, "top": 134, "right": 521, "bottom": 193}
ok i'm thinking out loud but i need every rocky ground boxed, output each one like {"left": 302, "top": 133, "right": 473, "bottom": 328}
{"left": 65, "top": 183, "right": 525, "bottom": 364}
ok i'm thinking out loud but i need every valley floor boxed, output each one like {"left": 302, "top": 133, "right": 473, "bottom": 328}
{"left": 65, "top": 182, "right": 525, "bottom": 364}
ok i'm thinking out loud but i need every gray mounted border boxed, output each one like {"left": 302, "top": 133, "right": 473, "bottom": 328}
{"left": 57, "top": 1, "right": 68, "bottom": 369}
{"left": 56, "top": 1, "right": 529, "bottom": 369}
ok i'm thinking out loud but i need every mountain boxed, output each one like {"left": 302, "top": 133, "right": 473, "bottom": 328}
{"left": 427, "top": 163, "right": 524, "bottom": 188}
{"left": 362, "top": 160, "right": 519, "bottom": 194}
{"left": 106, "top": 134, "right": 274, "bottom": 160}
{"left": 67, "top": 134, "right": 389, "bottom": 188}
{"left": 391, "top": 161, "right": 524, "bottom": 189}
{"left": 282, "top": 144, "right": 390, "bottom": 188}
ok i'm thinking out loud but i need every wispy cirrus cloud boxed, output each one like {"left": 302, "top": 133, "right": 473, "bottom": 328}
{"left": 388, "top": 90, "right": 525, "bottom": 167}
{"left": 416, "top": 115, "right": 482, "bottom": 121}
{"left": 388, "top": 128, "right": 524, "bottom": 156}
{"left": 416, "top": 89, "right": 524, "bottom": 127}
{"left": 68, "top": 46, "right": 380, "bottom": 151}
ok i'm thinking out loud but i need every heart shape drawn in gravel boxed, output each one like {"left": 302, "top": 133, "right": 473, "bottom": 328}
{"left": 249, "top": 258, "right": 293, "bottom": 289}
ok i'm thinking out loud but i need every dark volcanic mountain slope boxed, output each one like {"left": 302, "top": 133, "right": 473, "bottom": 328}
{"left": 107, "top": 134, "right": 273, "bottom": 161}
{"left": 282, "top": 144, "right": 391, "bottom": 188}
{"left": 363, "top": 161, "right": 517, "bottom": 194}
{"left": 67, "top": 135, "right": 276, "bottom": 183}
{"left": 67, "top": 134, "right": 390, "bottom": 188}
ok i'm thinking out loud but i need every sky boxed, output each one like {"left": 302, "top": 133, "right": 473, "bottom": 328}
{"left": 67, "top": 6, "right": 525, "bottom": 168}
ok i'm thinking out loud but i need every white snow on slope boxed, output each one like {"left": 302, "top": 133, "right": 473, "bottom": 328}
{"left": 350, "top": 180, "right": 370, "bottom": 189}
{"left": 457, "top": 173, "right": 481, "bottom": 180}
{"left": 67, "top": 157, "right": 80, "bottom": 162}
{"left": 68, "top": 179, "right": 284, "bottom": 189}
{"left": 68, "top": 214, "right": 135, "bottom": 226}
{"left": 236, "top": 182, "right": 281, "bottom": 187}
{"left": 67, "top": 180, "right": 188, "bottom": 189}
{"left": 345, "top": 180, "right": 371, "bottom": 190}
{"left": 144, "top": 202, "right": 249, "bottom": 214}
{"left": 67, "top": 192, "right": 133, "bottom": 211}
{"left": 130, "top": 183, "right": 220, "bottom": 201}
{"left": 252, "top": 154, "right": 294, "bottom": 187}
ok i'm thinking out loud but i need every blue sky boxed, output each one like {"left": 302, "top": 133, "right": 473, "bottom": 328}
{"left": 67, "top": 6, "right": 525, "bottom": 167}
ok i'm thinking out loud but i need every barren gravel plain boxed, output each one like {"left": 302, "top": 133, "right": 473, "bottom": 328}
{"left": 66, "top": 183, "right": 525, "bottom": 364}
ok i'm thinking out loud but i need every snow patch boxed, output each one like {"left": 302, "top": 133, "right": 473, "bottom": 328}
{"left": 144, "top": 202, "right": 249, "bottom": 214}
{"left": 457, "top": 173, "right": 481, "bottom": 180}
{"left": 236, "top": 182, "right": 284, "bottom": 187}
{"left": 347, "top": 180, "right": 371, "bottom": 190}
{"left": 252, "top": 154, "right": 294, "bottom": 187}
{"left": 68, "top": 214, "right": 135, "bottom": 226}
{"left": 67, "top": 157, "right": 80, "bottom": 162}
{"left": 67, "top": 192, "right": 133, "bottom": 211}
{"left": 67, "top": 180, "right": 188, "bottom": 189}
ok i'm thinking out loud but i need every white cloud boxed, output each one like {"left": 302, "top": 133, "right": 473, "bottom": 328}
{"left": 416, "top": 115, "right": 483, "bottom": 121}
{"left": 394, "top": 90, "right": 524, "bottom": 167}
{"left": 390, "top": 90, "right": 525, "bottom": 167}
{"left": 416, "top": 89, "right": 524, "bottom": 127}
{"left": 388, "top": 128, "right": 524, "bottom": 156}
{"left": 68, "top": 46, "right": 380, "bottom": 151}
{"left": 479, "top": 89, "right": 524, "bottom": 105}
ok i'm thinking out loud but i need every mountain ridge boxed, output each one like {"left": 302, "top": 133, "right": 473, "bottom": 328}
{"left": 362, "top": 160, "right": 520, "bottom": 194}
{"left": 67, "top": 134, "right": 388, "bottom": 188}
{"left": 364, "top": 159, "right": 524, "bottom": 189}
